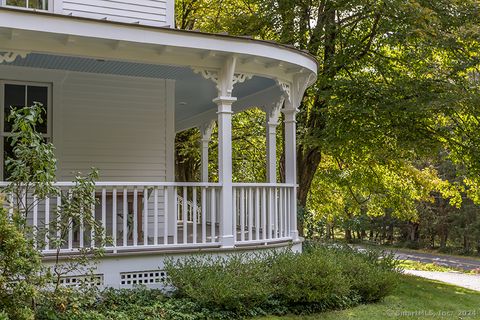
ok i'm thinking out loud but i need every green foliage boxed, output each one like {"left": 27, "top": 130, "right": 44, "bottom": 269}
{"left": 269, "top": 249, "right": 352, "bottom": 310}
{"left": 0, "top": 105, "right": 106, "bottom": 316}
{"left": 165, "top": 254, "right": 272, "bottom": 312}
{"left": 166, "top": 245, "right": 400, "bottom": 316}
{"left": 0, "top": 210, "right": 43, "bottom": 320}
{"left": 49, "top": 169, "right": 107, "bottom": 293}
{"left": 5, "top": 103, "right": 57, "bottom": 210}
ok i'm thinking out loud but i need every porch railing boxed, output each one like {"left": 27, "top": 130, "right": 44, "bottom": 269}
{"left": 232, "top": 183, "right": 295, "bottom": 245}
{"left": 1, "top": 182, "right": 295, "bottom": 254}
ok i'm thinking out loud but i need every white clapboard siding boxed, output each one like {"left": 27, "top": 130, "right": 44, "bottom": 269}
{"left": 59, "top": 73, "right": 168, "bottom": 182}
{"left": 62, "top": 0, "right": 171, "bottom": 27}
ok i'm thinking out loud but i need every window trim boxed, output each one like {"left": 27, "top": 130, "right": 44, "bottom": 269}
{"left": 0, "top": 80, "right": 52, "bottom": 180}
{"left": 0, "top": 0, "right": 52, "bottom": 11}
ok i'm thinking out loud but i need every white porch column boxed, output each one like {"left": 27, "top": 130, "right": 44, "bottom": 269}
{"left": 200, "top": 121, "right": 215, "bottom": 182}
{"left": 215, "top": 56, "right": 238, "bottom": 248}
{"left": 265, "top": 97, "right": 284, "bottom": 183}
{"left": 283, "top": 106, "right": 298, "bottom": 240}
{"left": 215, "top": 97, "right": 237, "bottom": 247}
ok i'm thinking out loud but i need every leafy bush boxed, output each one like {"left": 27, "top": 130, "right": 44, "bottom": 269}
{"left": 305, "top": 242, "right": 400, "bottom": 303}
{"left": 269, "top": 250, "right": 352, "bottom": 311}
{"left": 165, "top": 254, "right": 273, "bottom": 313}
{"left": 0, "top": 210, "right": 43, "bottom": 320}
{"left": 166, "top": 244, "right": 400, "bottom": 316}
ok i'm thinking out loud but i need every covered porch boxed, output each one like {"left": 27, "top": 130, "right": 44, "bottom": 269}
{"left": 0, "top": 8, "right": 317, "bottom": 257}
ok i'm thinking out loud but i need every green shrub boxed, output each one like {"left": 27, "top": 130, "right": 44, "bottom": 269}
{"left": 0, "top": 211, "right": 43, "bottom": 320}
{"left": 304, "top": 242, "right": 400, "bottom": 303}
{"left": 165, "top": 254, "right": 273, "bottom": 313}
{"left": 270, "top": 250, "right": 352, "bottom": 310}
{"left": 165, "top": 245, "right": 400, "bottom": 316}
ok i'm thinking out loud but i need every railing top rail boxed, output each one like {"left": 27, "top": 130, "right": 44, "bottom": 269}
{"left": 232, "top": 183, "right": 296, "bottom": 188}
{"left": 0, "top": 182, "right": 296, "bottom": 188}
{"left": 0, "top": 182, "right": 222, "bottom": 188}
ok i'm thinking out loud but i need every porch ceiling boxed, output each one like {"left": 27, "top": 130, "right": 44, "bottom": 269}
{"left": 0, "top": 52, "right": 277, "bottom": 131}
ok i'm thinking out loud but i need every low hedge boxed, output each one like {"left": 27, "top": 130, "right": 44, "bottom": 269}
{"left": 164, "top": 243, "right": 400, "bottom": 316}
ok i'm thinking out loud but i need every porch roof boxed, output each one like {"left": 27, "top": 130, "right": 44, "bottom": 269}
{"left": 0, "top": 7, "right": 317, "bottom": 131}
{"left": 1, "top": 52, "right": 278, "bottom": 131}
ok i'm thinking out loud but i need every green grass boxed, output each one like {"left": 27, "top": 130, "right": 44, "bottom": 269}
{"left": 259, "top": 275, "right": 480, "bottom": 320}
{"left": 398, "top": 259, "right": 473, "bottom": 273}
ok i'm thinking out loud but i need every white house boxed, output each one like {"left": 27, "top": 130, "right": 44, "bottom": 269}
{"left": 0, "top": 0, "right": 317, "bottom": 288}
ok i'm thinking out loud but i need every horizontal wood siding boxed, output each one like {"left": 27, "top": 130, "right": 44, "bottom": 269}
{"left": 62, "top": 0, "right": 169, "bottom": 26}
{"left": 60, "top": 73, "right": 167, "bottom": 182}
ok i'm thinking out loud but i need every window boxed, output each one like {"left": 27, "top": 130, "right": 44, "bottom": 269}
{"left": 4, "top": 0, "right": 48, "bottom": 10}
{"left": 1, "top": 82, "right": 51, "bottom": 180}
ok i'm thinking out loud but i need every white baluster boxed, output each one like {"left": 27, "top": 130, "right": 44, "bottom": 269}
{"left": 154, "top": 187, "right": 159, "bottom": 246}
{"left": 255, "top": 188, "right": 260, "bottom": 240}
{"left": 211, "top": 188, "right": 216, "bottom": 243}
{"left": 173, "top": 187, "right": 177, "bottom": 244}
{"left": 232, "top": 188, "right": 237, "bottom": 243}
{"left": 144, "top": 187, "right": 148, "bottom": 246}
{"left": 91, "top": 191, "right": 95, "bottom": 248}
{"left": 240, "top": 188, "right": 245, "bottom": 242}
{"left": 193, "top": 187, "right": 197, "bottom": 244}
{"left": 268, "top": 188, "right": 273, "bottom": 239}
{"left": 123, "top": 187, "right": 128, "bottom": 247}
{"left": 164, "top": 187, "right": 169, "bottom": 245}
{"left": 183, "top": 187, "right": 188, "bottom": 244}
{"left": 33, "top": 195, "right": 38, "bottom": 248}
{"left": 201, "top": 187, "right": 207, "bottom": 243}
{"left": 274, "top": 188, "right": 278, "bottom": 238}
{"left": 133, "top": 187, "right": 138, "bottom": 246}
{"left": 248, "top": 188, "right": 253, "bottom": 241}
{"left": 45, "top": 197, "right": 50, "bottom": 250}
{"left": 112, "top": 188, "right": 117, "bottom": 250}
{"left": 262, "top": 188, "right": 267, "bottom": 240}
{"left": 56, "top": 195, "right": 61, "bottom": 241}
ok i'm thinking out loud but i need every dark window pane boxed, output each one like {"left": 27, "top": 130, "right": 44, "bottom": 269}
{"left": 30, "top": 0, "right": 47, "bottom": 9}
{"left": 6, "top": 0, "right": 27, "bottom": 7}
{"left": 4, "top": 84, "right": 26, "bottom": 133}
{"left": 27, "top": 86, "right": 48, "bottom": 134}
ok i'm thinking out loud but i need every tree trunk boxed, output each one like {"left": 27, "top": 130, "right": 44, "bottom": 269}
{"left": 296, "top": 147, "right": 322, "bottom": 236}
{"left": 408, "top": 222, "right": 419, "bottom": 242}
{"left": 464, "top": 235, "right": 471, "bottom": 253}
{"left": 345, "top": 229, "right": 352, "bottom": 242}
{"left": 439, "top": 230, "right": 448, "bottom": 250}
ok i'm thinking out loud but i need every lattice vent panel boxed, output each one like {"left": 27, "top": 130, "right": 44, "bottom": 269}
{"left": 59, "top": 275, "right": 104, "bottom": 288}
{"left": 120, "top": 270, "right": 167, "bottom": 286}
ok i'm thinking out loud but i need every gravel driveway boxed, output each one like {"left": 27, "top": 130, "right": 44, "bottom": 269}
{"left": 404, "top": 270, "right": 480, "bottom": 292}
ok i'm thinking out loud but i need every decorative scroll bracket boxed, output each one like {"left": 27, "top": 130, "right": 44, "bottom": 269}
{"left": 0, "top": 51, "right": 29, "bottom": 64}
{"left": 192, "top": 67, "right": 253, "bottom": 96}
{"left": 264, "top": 96, "right": 285, "bottom": 126}
{"left": 277, "top": 72, "right": 316, "bottom": 108}
{"left": 276, "top": 79, "right": 292, "bottom": 104}
{"left": 200, "top": 120, "right": 216, "bottom": 142}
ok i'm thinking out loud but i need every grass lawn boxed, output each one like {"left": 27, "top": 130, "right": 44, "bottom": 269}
{"left": 398, "top": 259, "right": 474, "bottom": 274}
{"left": 260, "top": 275, "right": 480, "bottom": 319}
